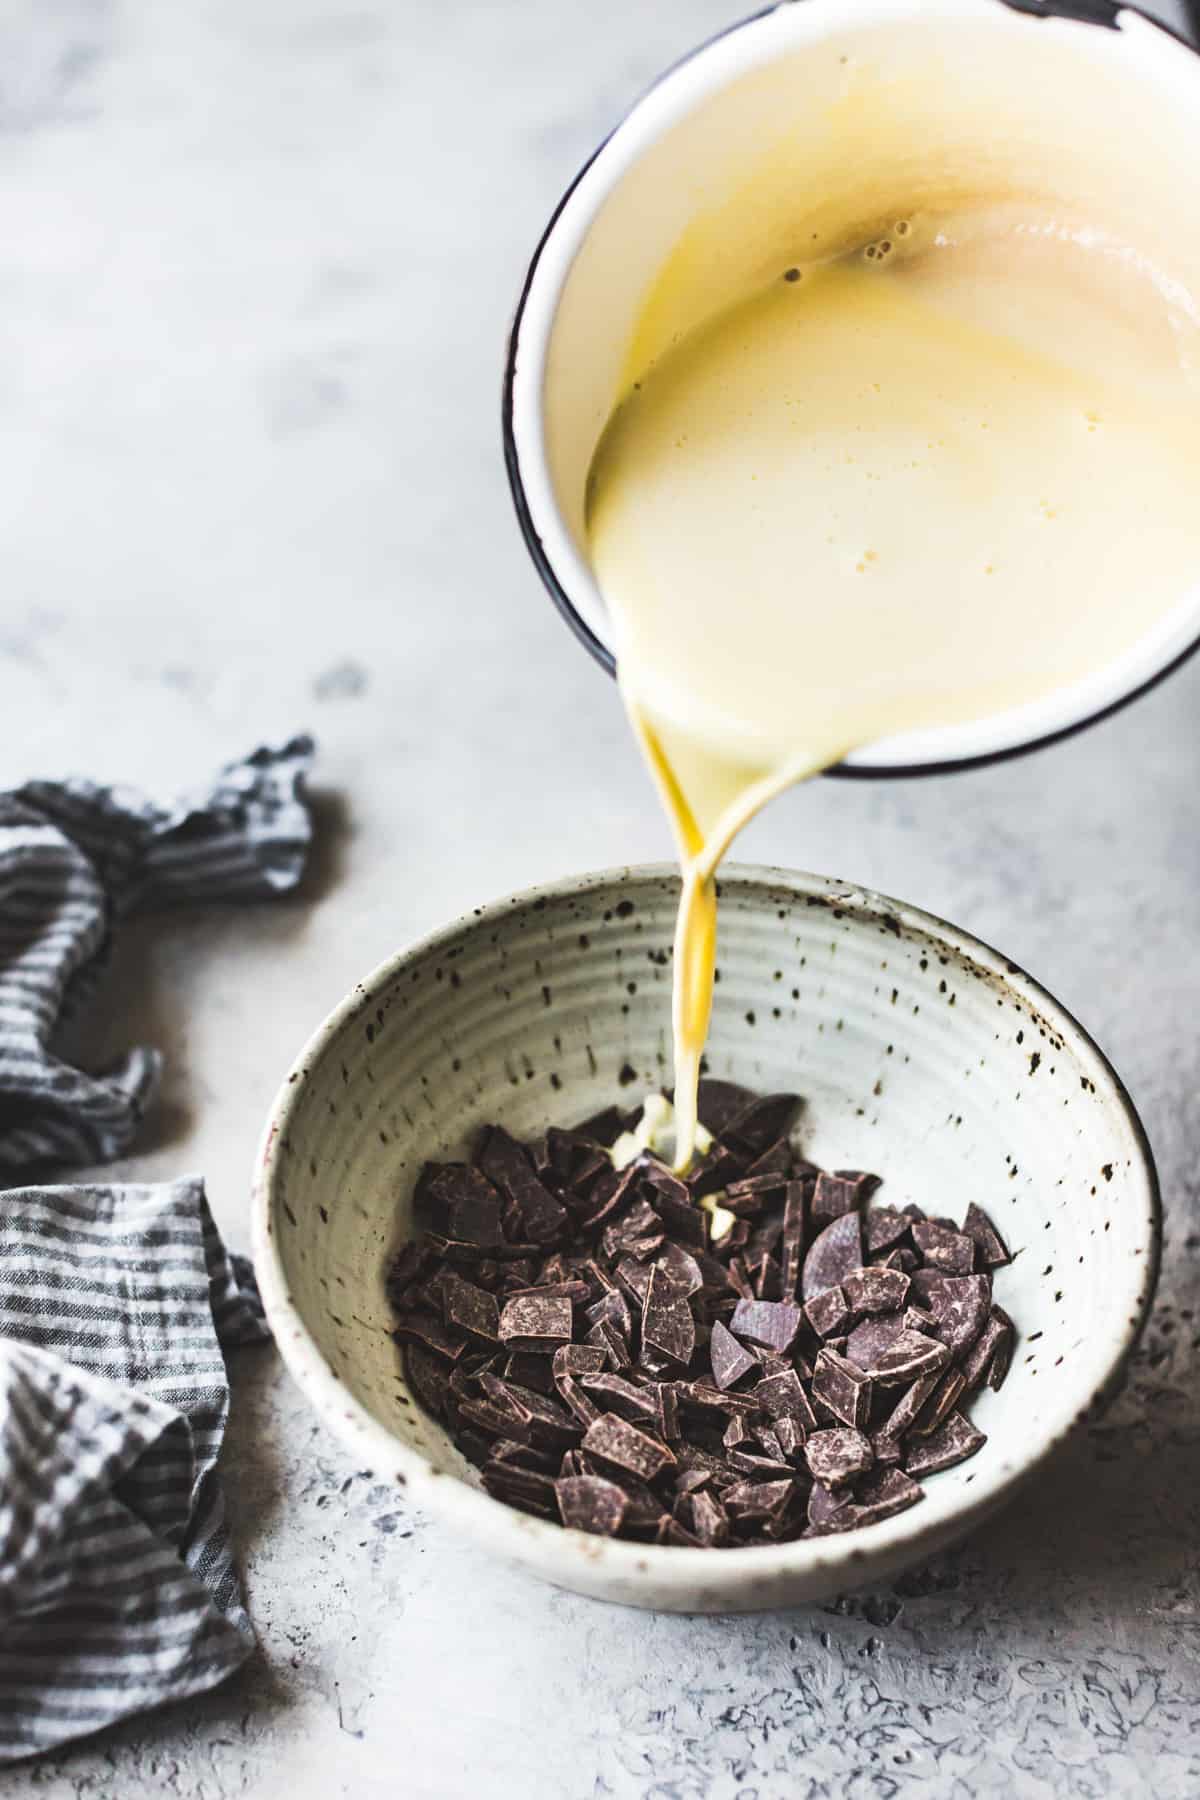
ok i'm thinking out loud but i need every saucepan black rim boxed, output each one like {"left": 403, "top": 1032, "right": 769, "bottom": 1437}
{"left": 500, "top": 0, "right": 1200, "bottom": 781}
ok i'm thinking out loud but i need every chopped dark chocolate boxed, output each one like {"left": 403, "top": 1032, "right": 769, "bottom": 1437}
{"left": 695, "top": 1078, "right": 756, "bottom": 1136}
{"left": 811, "top": 1172, "right": 861, "bottom": 1226}
{"left": 843, "top": 1265, "right": 910, "bottom": 1317}
{"left": 582, "top": 1412, "right": 677, "bottom": 1482}
{"left": 557, "top": 1473, "right": 628, "bottom": 1535}
{"left": 710, "top": 1317, "right": 757, "bottom": 1391}
{"left": 963, "top": 1202, "right": 1012, "bottom": 1270}
{"left": 811, "top": 1347, "right": 873, "bottom": 1430}
{"left": 805, "top": 1285, "right": 851, "bottom": 1339}
{"left": 911, "top": 1220, "right": 976, "bottom": 1275}
{"left": 804, "top": 1427, "right": 874, "bottom": 1490}
{"left": 802, "top": 1211, "right": 864, "bottom": 1300}
{"left": 498, "top": 1293, "right": 573, "bottom": 1353}
{"left": 641, "top": 1264, "right": 696, "bottom": 1371}
{"left": 441, "top": 1272, "right": 502, "bottom": 1345}
{"left": 904, "top": 1410, "right": 987, "bottom": 1477}
{"left": 392, "top": 1086, "right": 1017, "bottom": 1552}
{"left": 729, "top": 1298, "right": 804, "bottom": 1354}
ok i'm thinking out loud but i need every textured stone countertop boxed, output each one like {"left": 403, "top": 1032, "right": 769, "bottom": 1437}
{"left": 2, "top": 2, "right": 1198, "bottom": 1795}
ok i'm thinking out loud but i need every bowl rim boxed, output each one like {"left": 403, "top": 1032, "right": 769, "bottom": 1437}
{"left": 251, "top": 863, "right": 1161, "bottom": 1598}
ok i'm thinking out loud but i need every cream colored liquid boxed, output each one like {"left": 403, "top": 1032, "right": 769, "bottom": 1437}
{"left": 587, "top": 209, "right": 1200, "bottom": 1168}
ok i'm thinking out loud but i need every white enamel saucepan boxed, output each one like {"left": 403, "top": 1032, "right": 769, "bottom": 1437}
{"left": 503, "top": 0, "right": 1200, "bottom": 777}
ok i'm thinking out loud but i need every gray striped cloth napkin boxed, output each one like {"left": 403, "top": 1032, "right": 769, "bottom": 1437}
{"left": 0, "top": 738, "right": 315, "bottom": 1762}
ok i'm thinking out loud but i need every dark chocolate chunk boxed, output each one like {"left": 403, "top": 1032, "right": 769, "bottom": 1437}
{"left": 392, "top": 1310, "right": 468, "bottom": 1363}
{"left": 579, "top": 1371, "right": 657, "bottom": 1423}
{"left": 867, "top": 1327, "right": 952, "bottom": 1387}
{"left": 441, "top": 1273, "right": 502, "bottom": 1345}
{"left": 614, "top": 1254, "right": 652, "bottom": 1306}
{"left": 405, "top": 1343, "right": 451, "bottom": 1419}
{"left": 804, "top": 1427, "right": 874, "bottom": 1490}
{"left": 808, "top": 1481, "right": 855, "bottom": 1530}
{"left": 729, "top": 1298, "right": 804, "bottom": 1354}
{"left": 865, "top": 1206, "right": 909, "bottom": 1256}
{"left": 811, "top": 1348, "right": 873, "bottom": 1430}
{"left": 642, "top": 1164, "right": 708, "bottom": 1249}
{"left": 722, "top": 1092, "right": 802, "bottom": 1155}
{"left": 476, "top": 1126, "right": 568, "bottom": 1244}
{"left": 912, "top": 1219, "right": 976, "bottom": 1274}
{"left": 710, "top": 1317, "right": 757, "bottom": 1391}
{"left": 811, "top": 1172, "right": 861, "bottom": 1226}
{"left": 555, "top": 1373, "right": 601, "bottom": 1426}
{"left": 911, "top": 1367, "right": 965, "bottom": 1436}
{"left": 582, "top": 1412, "right": 676, "bottom": 1482}
{"left": 844, "top": 1311, "right": 906, "bottom": 1370}
{"left": 502, "top": 1352, "right": 555, "bottom": 1395}
{"left": 987, "top": 1305, "right": 1015, "bottom": 1391}
{"left": 657, "top": 1514, "right": 704, "bottom": 1547}
{"left": 774, "top": 1415, "right": 808, "bottom": 1460}
{"left": 556, "top": 1474, "right": 628, "bottom": 1535}
{"left": 695, "top": 1078, "right": 756, "bottom": 1136}
{"left": 552, "top": 1343, "right": 606, "bottom": 1381}
{"left": 658, "top": 1242, "right": 704, "bottom": 1296}
{"left": 806, "top": 1285, "right": 852, "bottom": 1339}
{"left": 386, "top": 1241, "right": 432, "bottom": 1307}
{"left": 871, "top": 1368, "right": 941, "bottom": 1462}
{"left": 641, "top": 1264, "right": 696, "bottom": 1371}
{"left": 679, "top": 1487, "right": 731, "bottom": 1546}
{"left": 723, "top": 1477, "right": 796, "bottom": 1521}
{"left": 498, "top": 1293, "right": 573, "bottom": 1353}
{"left": 854, "top": 1466, "right": 923, "bottom": 1524}
{"left": 904, "top": 1410, "right": 986, "bottom": 1477}
{"left": 673, "top": 1379, "right": 753, "bottom": 1418}
{"left": 911, "top": 1272, "right": 992, "bottom": 1357}
{"left": 483, "top": 1464, "right": 558, "bottom": 1517}
{"left": 586, "top": 1316, "right": 632, "bottom": 1371}
{"left": 802, "top": 1212, "right": 864, "bottom": 1301}
{"left": 780, "top": 1181, "right": 807, "bottom": 1299}
{"left": 963, "top": 1202, "right": 1012, "bottom": 1269}
{"left": 753, "top": 1369, "right": 818, "bottom": 1429}
{"left": 843, "top": 1265, "right": 910, "bottom": 1317}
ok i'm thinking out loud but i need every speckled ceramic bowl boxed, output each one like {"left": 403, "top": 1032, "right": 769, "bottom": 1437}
{"left": 252, "top": 866, "right": 1160, "bottom": 1612}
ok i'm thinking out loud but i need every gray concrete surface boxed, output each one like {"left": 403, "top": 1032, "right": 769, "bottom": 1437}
{"left": 1, "top": 1, "right": 1197, "bottom": 1794}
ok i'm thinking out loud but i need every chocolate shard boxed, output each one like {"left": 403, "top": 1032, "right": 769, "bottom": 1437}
{"left": 904, "top": 1410, "right": 987, "bottom": 1477}
{"left": 582, "top": 1412, "right": 677, "bottom": 1482}
{"left": 498, "top": 1293, "right": 574, "bottom": 1353}
{"left": 806, "top": 1285, "right": 852, "bottom": 1340}
{"left": 710, "top": 1317, "right": 757, "bottom": 1391}
{"left": 484, "top": 1376, "right": 581, "bottom": 1447}
{"left": 614, "top": 1254, "right": 652, "bottom": 1307}
{"left": 871, "top": 1368, "right": 942, "bottom": 1462}
{"left": 723, "top": 1411, "right": 754, "bottom": 1451}
{"left": 774, "top": 1415, "right": 808, "bottom": 1460}
{"left": 752, "top": 1253, "right": 784, "bottom": 1302}
{"left": 811, "top": 1347, "right": 873, "bottom": 1430}
{"left": 811, "top": 1172, "right": 862, "bottom": 1226}
{"left": 808, "top": 1481, "right": 856, "bottom": 1530}
{"left": 482, "top": 1464, "right": 558, "bottom": 1517}
{"left": 910, "top": 1271, "right": 992, "bottom": 1357}
{"left": 854, "top": 1466, "right": 923, "bottom": 1524}
{"left": 802, "top": 1212, "right": 864, "bottom": 1301}
{"left": 392, "top": 1310, "right": 468, "bottom": 1364}
{"left": 752, "top": 1369, "right": 818, "bottom": 1429}
{"left": 963, "top": 1202, "right": 1012, "bottom": 1270}
{"left": 686, "top": 1146, "right": 747, "bottom": 1200}
{"left": 404, "top": 1343, "right": 451, "bottom": 1419}
{"left": 556, "top": 1373, "right": 602, "bottom": 1427}
{"left": 804, "top": 1427, "right": 874, "bottom": 1490}
{"left": 673, "top": 1379, "right": 755, "bottom": 1418}
{"left": 642, "top": 1165, "right": 708, "bottom": 1249}
{"left": 586, "top": 1285, "right": 633, "bottom": 1340}
{"left": 641, "top": 1264, "right": 696, "bottom": 1371}
{"left": 780, "top": 1181, "right": 807, "bottom": 1300}
{"left": 903, "top": 1303, "right": 939, "bottom": 1333}
{"left": 911, "top": 1367, "right": 966, "bottom": 1437}
{"left": 556, "top": 1474, "right": 628, "bottom": 1536}
{"left": 476, "top": 1126, "right": 568, "bottom": 1245}
{"left": 416, "top": 1163, "right": 505, "bottom": 1239}
{"left": 695, "top": 1078, "right": 757, "bottom": 1136}
{"left": 729, "top": 1298, "right": 804, "bottom": 1354}
{"left": 843, "top": 1265, "right": 910, "bottom": 1318}
{"left": 723, "top": 1477, "right": 796, "bottom": 1521}
{"left": 844, "top": 1311, "right": 906, "bottom": 1370}
{"left": 552, "top": 1343, "right": 606, "bottom": 1382}
{"left": 579, "top": 1371, "right": 658, "bottom": 1423}
{"left": 386, "top": 1241, "right": 432, "bottom": 1308}
{"left": 441, "top": 1272, "right": 502, "bottom": 1346}
{"left": 911, "top": 1219, "right": 976, "bottom": 1274}
{"left": 987, "top": 1305, "right": 1015, "bottom": 1391}
{"left": 658, "top": 1242, "right": 705, "bottom": 1296}
{"left": 864, "top": 1206, "right": 909, "bottom": 1257}
{"left": 679, "top": 1487, "right": 731, "bottom": 1546}
{"left": 586, "top": 1316, "right": 632, "bottom": 1371}
{"left": 722, "top": 1092, "right": 803, "bottom": 1156}
{"left": 867, "top": 1327, "right": 952, "bottom": 1387}
{"left": 578, "top": 1162, "right": 642, "bottom": 1234}
{"left": 728, "top": 1450, "right": 795, "bottom": 1480}
{"left": 657, "top": 1513, "right": 704, "bottom": 1547}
